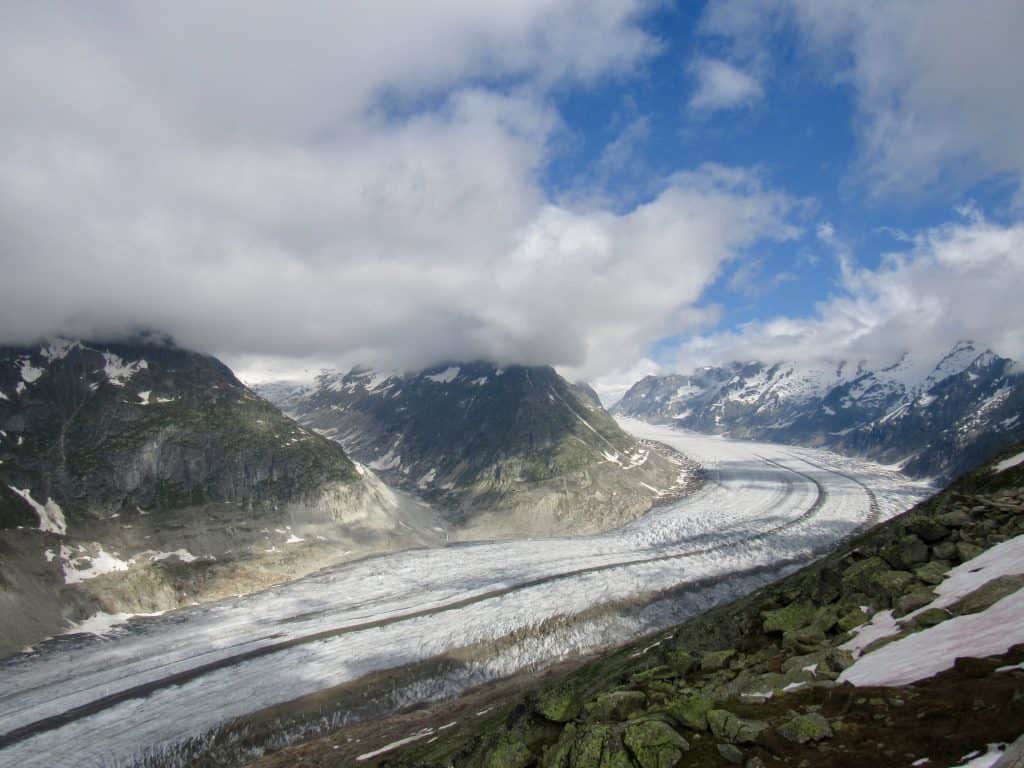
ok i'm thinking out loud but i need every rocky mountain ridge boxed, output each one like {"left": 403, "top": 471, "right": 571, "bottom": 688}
{"left": 0, "top": 339, "right": 436, "bottom": 656}
{"left": 258, "top": 362, "right": 688, "bottom": 539}
{"left": 614, "top": 341, "right": 1024, "bottom": 481}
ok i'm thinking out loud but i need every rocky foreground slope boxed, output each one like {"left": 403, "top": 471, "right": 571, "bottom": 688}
{"left": 614, "top": 341, "right": 1024, "bottom": 482}
{"left": 0, "top": 339, "right": 430, "bottom": 656}
{"left": 255, "top": 443, "right": 1024, "bottom": 768}
{"left": 260, "top": 363, "right": 686, "bottom": 539}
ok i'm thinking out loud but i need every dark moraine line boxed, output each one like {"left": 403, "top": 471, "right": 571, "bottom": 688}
{"left": 0, "top": 456, "right": 826, "bottom": 750}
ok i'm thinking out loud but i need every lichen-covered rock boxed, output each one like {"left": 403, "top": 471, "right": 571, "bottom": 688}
{"left": 707, "top": 710, "right": 768, "bottom": 744}
{"left": 542, "top": 724, "right": 578, "bottom": 768}
{"left": 906, "top": 607, "right": 951, "bottom": 629}
{"left": 761, "top": 601, "right": 817, "bottom": 634}
{"left": 537, "top": 684, "right": 584, "bottom": 723}
{"left": 664, "top": 694, "right": 714, "bottom": 731}
{"left": 837, "top": 607, "right": 869, "bottom": 632}
{"left": 906, "top": 516, "right": 950, "bottom": 543}
{"left": 947, "top": 575, "right": 1024, "bottom": 616}
{"left": 483, "top": 733, "right": 535, "bottom": 768}
{"left": 932, "top": 541, "right": 958, "bottom": 560}
{"left": 586, "top": 691, "right": 647, "bottom": 722}
{"left": 914, "top": 560, "right": 951, "bottom": 585}
{"left": 777, "top": 713, "right": 833, "bottom": 744}
{"left": 895, "top": 588, "right": 936, "bottom": 616}
{"left": 623, "top": 720, "right": 689, "bottom": 768}
{"left": 717, "top": 743, "right": 744, "bottom": 764}
{"left": 701, "top": 649, "right": 736, "bottom": 672}
{"left": 956, "top": 541, "right": 985, "bottom": 562}
{"left": 881, "top": 535, "right": 930, "bottom": 569}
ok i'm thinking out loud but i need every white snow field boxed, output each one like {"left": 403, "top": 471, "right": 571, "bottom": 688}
{"left": 0, "top": 422, "right": 930, "bottom": 767}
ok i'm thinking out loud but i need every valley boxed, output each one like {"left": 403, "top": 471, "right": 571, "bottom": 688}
{"left": 0, "top": 422, "right": 928, "bottom": 768}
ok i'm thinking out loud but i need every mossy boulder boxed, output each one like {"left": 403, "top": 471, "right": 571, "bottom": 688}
{"left": 955, "top": 542, "right": 985, "bottom": 562}
{"left": 483, "top": 733, "right": 535, "bottom": 768}
{"left": 777, "top": 713, "right": 833, "bottom": 744}
{"left": 881, "top": 535, "right": 930, "bottom": 569}
{"left": 837, "top": 607, "right": 870, "bottom": 632}
{"left": 895, "top": 588, "right": 936, "bottom": 617}
{"left": 936, "top": 509, "right": 973, "bottom": 528}
{"left": 716, "top": 743, "right": 744, "bottom": 764}
{"left": 761, "top": 601, "right": 817, "bottom": 634}
{"left": 843, "top": 558, "right": 918, "bottom": 606}
{"left": 586, "top": 691, "right": 647, "bottom": 722}
{"left": 701, "top": 649, "right": 736, "bottom": 672}
{"left": 707, "top": 710, "right": 768, "bottom": 744}
{"left": 537, "top": 684, "right": 584, "bottom": 723}
{"left": 947, "top": 575, "right": 1024, "bottom": 616}
{"left": 914, "top": 560, "right": 951, "bottom": 585}
{"left": 906, "top": 516, "right": 951, "bottom": 543}
{"left": 906, "top": 607, "right": 951, "bottom": 629}
{"left": 664, "top": 693, "right": 714, "bottom": 731}
{"left": 622, "top": 720, "right": 689, "bottom": 768}
{"left": 932, "top": 541, "right": 958, "bottom": 560}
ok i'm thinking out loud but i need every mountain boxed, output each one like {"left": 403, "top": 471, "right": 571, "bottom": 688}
{"left": 614, "top": 341, "right": 1024, "bottom": 480}
{"left": 0, "top": 338, "right": 435, "bottom": 656}
{"left": 266, "top": 441, "right": 1024, "bottom": 767}
{"left": 258, "top": 362, "right": 688, "bottom": 539}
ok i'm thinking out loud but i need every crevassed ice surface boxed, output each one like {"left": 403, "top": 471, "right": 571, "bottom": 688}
{"left": 0, "top": 421, "right": 931, "bottom": 767}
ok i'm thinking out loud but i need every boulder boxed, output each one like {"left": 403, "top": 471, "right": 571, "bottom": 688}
{"left": 906, "top": 517, "right": 951, "bottom": 543}
{"left": 762, "top": 601, "right": 818, "bottom": 634}
{"left": 717, "top": 744, "right": 744, "bottom": 764}
{"left": 881, "top": 535, "right": 930, "bottom": 569}
{"left": 537, "top": 684, "right": 584, "bottom": 723}
{"left": 623, "top": 720, "right": 690, "bottom": 768}
{"left": 665, "top": 694, "right": 714, "bottom": 731}
{"left": 701, "top": 649, "right": 736, "bottom": 672}
{"left": 955, "top": 542, "right": 985, "bottom": 562}
{"left": 777, "top": 713, "right": 833, "bottom": 744}
{"left": 947, "top": 575, "right": 1024, "bottom": 616}
{"left": 914, "top": 561, "right": 950, "bottom": 585}
{"left": 707, "top": 710, "right": 769, "bottom": 744}
{"left": 586, "top": 690, "right": 647, "bottom": 721}
{"left": 932, "top": 541, "right": 958, "bottom": 560}
{"left": 894, "top": 588, "right": 936, "bottom": 617}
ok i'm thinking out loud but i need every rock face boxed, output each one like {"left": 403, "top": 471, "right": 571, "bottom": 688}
{"left": 613, "top": 341, "right": 1024, "bottom": 481}
{"left": 0, "top": 338, "right": 428, "bottom": 656}
{"left": 258, "top": 363, "right": 687, "bottom": 538}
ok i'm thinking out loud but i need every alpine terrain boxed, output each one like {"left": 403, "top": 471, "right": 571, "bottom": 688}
{"left": 615, "top": 341, "right": 1024, "bottom": 481}
{"left": 0, "top": 338, "right": 436, "bottom": 656}
{"left": 260, "top": 363, "right": 688, "bottom": 539}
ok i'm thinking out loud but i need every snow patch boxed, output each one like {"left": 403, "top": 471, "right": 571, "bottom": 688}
{"left": 9, "top": 486, "right": 67, "bottom": 535}
{"left": 425, "top": 366, "right": 460, "bottom": 383}
{"left": 102, "top": 353, "right": 148, "bottom": 386}
{"left": 61, "top": 544, "right": 131, "bottom": 584}
{"left": 994, "top": 451, "right": 1024, "bottom": 473}
{"left": 141, "top": 548, "right": 198, "bottom": 564}
{"left": 19, "top": 358, "right": 43, "bottom": 385}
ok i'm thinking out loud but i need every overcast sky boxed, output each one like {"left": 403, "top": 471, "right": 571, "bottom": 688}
{"left": 3, "top": 2, "right": 1023, "bottom": 395}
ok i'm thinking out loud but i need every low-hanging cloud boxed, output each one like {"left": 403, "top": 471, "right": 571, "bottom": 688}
{"left": 0, "top": 2, "right": 796, "bottom": 381}
{"left": 678, "top": 211, "right": 1024, "bottom": 376}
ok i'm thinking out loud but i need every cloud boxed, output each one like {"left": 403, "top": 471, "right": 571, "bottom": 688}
{"left": 676, "top": 210, "right": 1024, "bottom": 374}
{"left": 688, "top": 57, "right": 763, "bottom": 112}
{"left": 0, "top": 3, "right": 794, "bottom": 382}
{"left": 702, "top": 0, "right": 1024, "bottom": 198}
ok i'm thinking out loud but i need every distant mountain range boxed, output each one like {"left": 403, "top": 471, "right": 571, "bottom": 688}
{"left": 614, "top": 341, "right": 1024, "bottom": 481}
{"left": 0, "top": 339, "right": 428, "bottom": 656}
{"left": 259, "top": 362, "right": 689, "bottom": 539}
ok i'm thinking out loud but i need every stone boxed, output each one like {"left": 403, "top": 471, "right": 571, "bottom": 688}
{"left": 623, "top": 720, "right": 690, "bottom": 768}
{"left": 956, "top": 542, "right": 985, "bottom": 562}
{"left": 541, "top": 724, "right": 577, "bottom": 768}
{"left": 837, "top": 607, "right": 869, "bottom": 632}
{"left": 895, "top": 588, "right": 936, "bottom": 617}
{"left": 936, "top": 510, "right": 973, "bottom": 528}
{"left": 762, "top": 601, "right": 818, "bottom": 634}
{"left": 907, "top": 607, "right": 951, "bottom": 629}
{"left": 665, "top": 694, "right": 714, "bottom": 731}
{"left": 882, "top": 535, "right": 930, "bottom": 569}
{"left": 537, "top": 684, "right": 583, "bottom": 723}
{"left": 484, "top": 734, "right": 535, "bottom": 768}
{"left": 586, "top": 690, "right": 647, "bottom": 721}
{"left": 906, "top": 517, "right": 951, "bottom": 543}
{"left": 947, "top": 575, "right": 1024, "bottom": 616}
{"left": 777, "top": 713, "right": 834, "bottom": 744}
{"left": 717, "top": 744, "right": 744, "bottom": 764}
{"left": 932, "top": 541, "right": 957, "bottom": 560}
{"left": 914, "top": 561, "right": 950, "bottom": 585}
{"left": 707, "top": 710, "right": 769, "bottom": 744}
{"left": 701, "top": 649, "right": 737, "bottom": 672}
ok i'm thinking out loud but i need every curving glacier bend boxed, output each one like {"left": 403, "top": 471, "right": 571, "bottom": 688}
{"left": 0, "top": 421, "right": 932, "bottom": 767}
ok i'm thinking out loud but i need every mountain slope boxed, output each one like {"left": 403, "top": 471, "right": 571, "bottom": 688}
{"left": 614, "top": 341, "right": 1024, "bottom": 480}
{"left": 274, "top": 442, "right": 1024, "bottom": 768}
{"left": 260, "top": 362, "right": 688, "bottom": 538}
{"left": 0, "top": 339, "right": 432, "bottom": 656}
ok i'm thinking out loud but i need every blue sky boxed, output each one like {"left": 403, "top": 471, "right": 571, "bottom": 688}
{"left": 2, "top": 1, "right": 1023, "bottom": 393}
